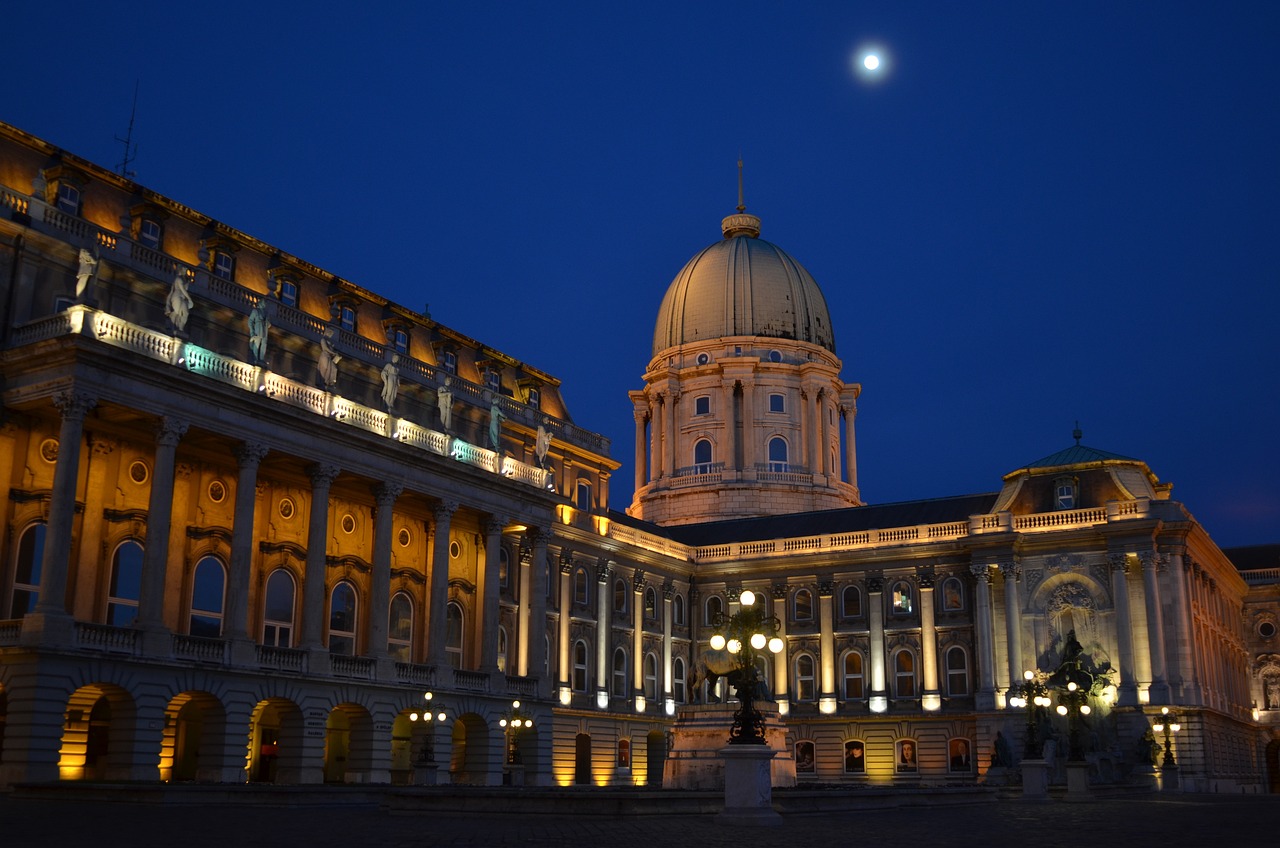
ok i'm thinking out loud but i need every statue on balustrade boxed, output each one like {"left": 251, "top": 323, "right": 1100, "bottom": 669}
{"left": 248, "top": 298, "right": 270, "bottom": 365}
{"left": 488, "top": 396, "right": 507, "bottom": 452}
{"left": 381, "top": 354, "right": 400, "bottom": 412}
{"left": 165, "top": 270, "right": 194, "bottom": 335}
{"left": 75, "top": 248, "right": 98, "bottom": 297}
{"left": 535, "top": 418, "right": 552, "bottom": 469}
{"left": 437, "top": 377, "right": 454, "bottom": 432}
{"left": 318, "top": 327, "right": 342, "bottom": 389}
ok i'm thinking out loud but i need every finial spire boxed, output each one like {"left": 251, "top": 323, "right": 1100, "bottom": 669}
{"left": 736, "top": 156, "right": 745, "bottom": 213}
{"left": 1073, "top": 421, "right": 1082, "bottom": 444}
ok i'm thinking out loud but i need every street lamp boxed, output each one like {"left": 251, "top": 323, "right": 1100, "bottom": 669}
{"left": 1045, "top": 629, "right": 1113, "bottom": 763}
{"left": 408, "top": 691, "right": 448, "bottom": 764}
{"left": 1151, "top": 706, "right": 1180, "bottom": 768}
{"left": 707, "top": 589, "right": 785, "bottom": 744}
{"left": 1008, "top": 669, "right": 1053, "bottom": 758}
{"left": 497, "top": 699, "right": 533, "bottom": 766}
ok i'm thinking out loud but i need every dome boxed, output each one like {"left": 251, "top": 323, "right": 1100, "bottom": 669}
{"left": 652, "top": 211, "right": 836, "bottom": 357}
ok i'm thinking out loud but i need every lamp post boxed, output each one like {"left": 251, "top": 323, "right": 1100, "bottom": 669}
{"left": 1151, "top": 706, "right": 1180, "bottom": 767}
{"left": 497, "top": 699, "right": 533, "bottom": 784}
{"left": 1008, "top": 669, "right": 1052, "bottom": 759}
{"left": 408, "top": 691, "right": 447, "bottom": 784}
{"left": 707, "top": 590, "right": 785, "bottom": 745}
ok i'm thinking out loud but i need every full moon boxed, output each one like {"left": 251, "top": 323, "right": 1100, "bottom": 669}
{"left": 863, "top": 54, "right": 880, "bottom": 71}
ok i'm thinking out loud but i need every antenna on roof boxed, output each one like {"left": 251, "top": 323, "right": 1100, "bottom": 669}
{"left": 114, "top": 80, "right": 140, "bottom": 179}
{"left": 736, "top": 155, "right": 746, "bottom": 213}
{"left": 1073, "top": 421, "right": 1082, "bottom": 444}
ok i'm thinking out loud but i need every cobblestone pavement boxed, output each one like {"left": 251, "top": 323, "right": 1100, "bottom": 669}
{"left": 2, "top": 791, "right": 1278, "bottom": 848}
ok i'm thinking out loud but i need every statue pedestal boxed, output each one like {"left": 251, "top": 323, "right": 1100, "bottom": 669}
{"left": 1065, "top": 762, "right": 1090, "bottom": 798}
{"left": 413, "top": 762, "right": 440, "bottom": 785}
{"left": 1160, "top": 763, "right": 1180, "bottom": 793}
{"left": 716, "top": 745, "right": 781, "bottom": 826}
{"left": 662, "top": 704, "right": 793, "bottom": 790}
{"left": 1020, "top": 759, "right": 1050, "bottom": 800}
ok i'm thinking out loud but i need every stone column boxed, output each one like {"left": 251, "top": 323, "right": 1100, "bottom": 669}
{"left": 1140, "top": 551, "right": 1171, "bottom": 703}
{"left": 26, "top": 391, "right": 97, "bottom": 643}
{"left": 370, "top": 483, "right": 402, "bottom": 661}
{"left": 226, "top": 442, "right": 269, "bottom": 652}
{"left": 841, "top": 394, "right": 859, "bottom": 491}
{"left": 721, "top": 379, "right": 737, "bottom": 475}
{"left": 517, "top": 536, "right": 533, "bottom": 676}
{"left": 740, "top": 377, "right": 756, "bottom": 474}
{"left": 867, "top": 576, "right": 887, "bottom": 712}
{"left": 426, "top": 501, "right": 457, "bottom": 668}
{"left": 633, "top": 571, "right": 645, "bottom": 709}
{"left": 137, "top": 416, "right": 189, "bottom": 642}
{"left": 770, "top": 584, "right": 789, "bottom": 706}
{"left": 919, "top": 572, "right": 941, "bottom": 711}
{"left": 526, "top": 528, "right": 550, "bottom": 693}
{"left": 557, "top": 550, "right": 573, "bottom": 701}
{"left": 799, "top": 387, "right": 813, "bottom": 472}
{"left": 662, "top": 580, "right": 674, "bottom": 710}
{"left": 595, "top": 558, "right": 612, "bottom": 705}
{"left": 1107, "top": 553, "right": 1140, "bottom": 707}
{"left": 1168, "top": 551, "right": 1202, "bottom": 704}
{"left": 815, "top": 392, "right": 828, "bottom": 476}
{"left": 971, "top": 563, "right": 997, "bottom": 710}
{"left": 633, "top": 405, "right": 648, "bottom": 490}
{"left": 648, "top": 395, "right": 662, "bottom": 482}
{"left": 301, "top": 464, "right": 340, "bottom": 655}
{"left": 662, "top": 390, "right": 677, "bottom": 479}
{"left": 818, "top": 580, "right": 836, "bottom": 712}
{"left": 478, "top": 516, "right": 505, "bottom": 672}
{"left": 1000, "top": 560, "right": 1024, "bottom": 691}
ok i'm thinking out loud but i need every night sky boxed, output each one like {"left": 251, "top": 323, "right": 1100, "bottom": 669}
{"left": 5, "top": 2, "right": 1278, "bottom": 549}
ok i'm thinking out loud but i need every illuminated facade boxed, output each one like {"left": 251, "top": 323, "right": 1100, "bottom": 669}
{"left": 1, "top": 120, "right": 1276, "bottom": 791}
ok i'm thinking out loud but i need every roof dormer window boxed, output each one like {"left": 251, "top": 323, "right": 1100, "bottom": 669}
{"left": 1054, "top": 476, "right": 1078, "bottom": 510}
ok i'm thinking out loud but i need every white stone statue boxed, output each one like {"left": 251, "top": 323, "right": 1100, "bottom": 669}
{"left": 165, "top": 271, "right": 194, "bottom": 334}
{"left": 75, "top": 248, "right": 97, "bottom": 297}
{"left": 535, "top": 418, "right": 552, "bottom": 468}
{"left": 437, "top": 377, "right": 453, "bottom": 431}
{"left": 488, "top": 397, "right": 507, "bottom": 452}
{"left": 318, "top": 328, "right": 341, "bottom": 389}
{"left": 248, "top": 298, "right": 270, "bottom": 365}
{"left": 380, "top": 354, "right": 400, "bottom": 410}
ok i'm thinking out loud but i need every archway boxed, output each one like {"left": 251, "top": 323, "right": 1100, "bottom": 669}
{"left": 323, "top": 704, "right": 374, "bottom": 784}
{"left": 160, "top": 692, "right": 226, "bottom": 782}
{"left": 448, "top": 713, "right": 490, "bottom": 785}
{"left": 57, "top": 684, "right": 138, "bottom": 781}
{"left": 247, "top": 698, "right": 304, "bottom": 783}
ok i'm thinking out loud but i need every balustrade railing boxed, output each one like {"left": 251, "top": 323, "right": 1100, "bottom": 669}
{"left": 172, "top": 634, "right": 227, "bottom": 662}
{"left": 330, "top": 654, "right": 377, "bottom": 679}
{"left": 257, "top": 645, "right": 306, "bottom": 672}
{"left": 452, "top": 669, "right": 491, "bottom": 691}
{"left": 75, "top": 622, "right": 139, "bottom": 654}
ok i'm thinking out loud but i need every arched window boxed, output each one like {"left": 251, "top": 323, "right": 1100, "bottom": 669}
{"left": 841, "top": 584, "right": 862, "bottom": 618}
{"left": 189, "top": 556, "right": 226, "bottom": 638}
{"left": 643, "top": 653, "right": 659, "bottom": 700}
{"left": 1054, "top": 475, "right": 1078, "bottom": 510}
{"left": 794, "top": 654, "right": 816, "bottom": 701}
{"left": 767, "top": 437, "right": 789, "bottom": 472}
{"left": 894, "top": 648, "right": 916, "bottom": 698}
{"left": 673, "top": 657, "right": 687, "bottom": 704}
{"left": 497, "top": 626, "right": 508, "bottom": 672}
{"left": 842, "top": 651, "right": 864, "bottom": 700}
{"left": 574, "top": 567, "right": 589, "bottom": 605}
{"left": 107, "top": 540, "right": 144, "bottom": 626}
{"left": 613, "top": 578, "right": 628, "bottom": 613}
{"left": 644, "top": 586, "right": 658, "bottom": 619}
{"left": 388, "top": 592, "right": 413, "bottom": 661}
{"left": 693, "top": 439, "right": 713, "bottom": 474}
{"left": 262, "top": 569, "right": 295, "bottom": 647}
{"left": 705, "top": 594, "right": 723, "bottom": 625}
{"left": 891, "top": 581, "right": 913, "bottom": 615}
{"left": 793, "top": 588, "right": 814, "bottom": 622}
{"left": 445, "top": 601, "right": 464, "bottom": 668}
{"left": 575, "top": 480, "right": 592, "bottom": 512}
{"left": 612, "top": 647, "right": 628, "bottom": 697}
{"left": 9, "top": 522, "right": 46, "bottom": 618}
{"left": 328, "top": 582, "right": 358, "bottom": 655}
{"left": 673, "top": 593, "right": 686, "bottom": 625}
{"left": 941, "top": 577, "right": 964, "bottom": 611}
{"left": 573, "top": 640, "right": 589, "bottom": 692}
{"left": 946, "top": 646, "right": 970, "bottom": 695}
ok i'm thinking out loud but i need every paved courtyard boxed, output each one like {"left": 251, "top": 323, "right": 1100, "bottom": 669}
{"left": 2, "top": 790, "right": 1277, "bottom": 848}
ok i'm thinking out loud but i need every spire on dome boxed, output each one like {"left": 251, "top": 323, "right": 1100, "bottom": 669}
{"left": 722, "top": 156, "right": 761, "bottom": 238}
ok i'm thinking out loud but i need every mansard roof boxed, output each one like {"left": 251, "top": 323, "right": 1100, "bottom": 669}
{"left": 1018, "top": 443, "right": 1141, "bottom": 470}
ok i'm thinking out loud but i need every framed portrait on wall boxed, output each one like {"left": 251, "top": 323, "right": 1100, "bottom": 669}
{"left": 843, "top": 740, "right": 865, "bottom": 774}
{"left": 896, "top": 738, "right": 918, "bottom": 773}
{"left": 795, "top": 739, "right": 816, "bottom": 773}
{"left": 948, "top": 738, "right": 972, "bottom": 772}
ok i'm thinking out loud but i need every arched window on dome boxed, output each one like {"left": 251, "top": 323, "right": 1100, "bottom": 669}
{"left": 767, "top": 437, "right": 789, "bottom": 473}
{"left": 693, "top": 439, "right": 713, "bottom": 474}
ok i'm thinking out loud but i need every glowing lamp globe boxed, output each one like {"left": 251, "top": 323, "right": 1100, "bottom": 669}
{"left": 500, "top": 718, "right": 508, "bottom": 727}
{"left": 727, "top": 638, "right": 742, "bottom": 654}
{"left": 436, "top": 712, "right": 446, "bottom": 722}
{"left": 1080, "top": 705, "right": 1091, "bottom": 715}
{"left": 1067, "top": 682, "right": 1078, "bottom": 692}
{"left": 768, "top": 637, "right": 784, "bottom": 654}
{"left": 1056, "top": 705, "right": 1068, "bottom": 716}
{"left": 710, "top": 634, "right": 726, "bottom": 651}
{"left": 750, "top": 633, "right": 767, "bottom": 650}
{"left": 1023, "top": 670, "right": 1034, "bottom": 681}
{"left": 740, "top": 590, "right": 756, "bottom": 606}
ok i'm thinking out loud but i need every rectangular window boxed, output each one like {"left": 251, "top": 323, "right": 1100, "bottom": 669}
{"left": 212, "top": 251, "right": 235, "bottom": 281}
{"left": 485, "top": 370, "right": 500, "bottom": 393}
{"left": 443, "top": 351, "right": 457, "bottom": 374}
{"left": 339, "top": 305, "right": 356, "bottom": 332}
{"left": 527, "top": 388, "right": 540, "bottom": 408}
{"left": 393, "top": 328, "right": 409, "bottom": 354}
{"left": 694, "top": 396, "right": 710, "bottom": 415}
{"left": 769, "top": 393, "right": 785, "bottom": 413}
{"left": 138, "top": 219, "right": 162, "bottom": 249}
{"left": 279, "top": 279, "right": 298, "bottom": 307}
{"left": 56, "top": 183, "right": 81, "bottom": 215}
